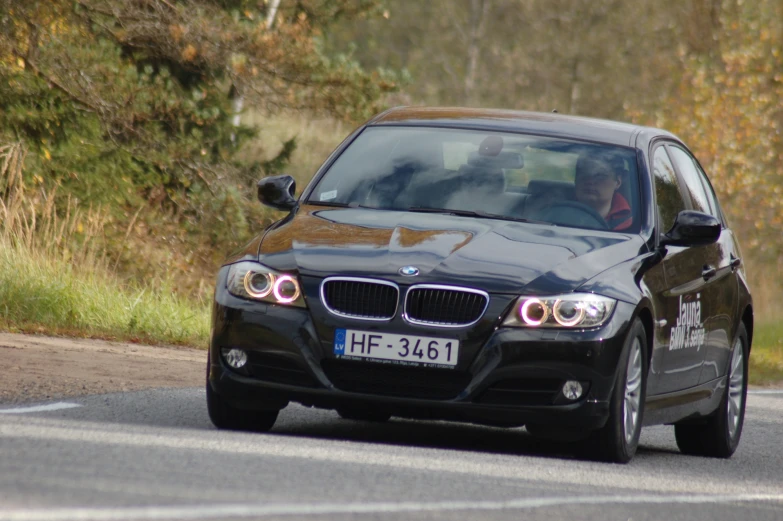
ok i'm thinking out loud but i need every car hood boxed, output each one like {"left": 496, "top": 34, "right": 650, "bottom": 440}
{"left": 257, "top": 205, "right": 645, "bottom": 294}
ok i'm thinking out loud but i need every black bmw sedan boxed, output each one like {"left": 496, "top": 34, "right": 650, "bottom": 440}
{"left": 207, "top": 107, "right": 752, "bottom": 463}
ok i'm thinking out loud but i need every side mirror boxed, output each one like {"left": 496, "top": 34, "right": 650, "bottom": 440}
{"left": 660, "top": 210, "right": 720, "bottom": 247}
{"left": 257, "top": 174, "right": 297, "bottom": 211}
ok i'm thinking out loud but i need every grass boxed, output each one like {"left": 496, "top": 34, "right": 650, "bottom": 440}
{"left": 0, "top": 142, "right": 210, "bottom": 347}
{"left": 750, "top": 321, "right": 783, "bottom": 386}
{"left": 0, "top": 113, "right": 352, "bottom": 348}
{"left": 0, "top": 240, "right": 210, "bottom": 347}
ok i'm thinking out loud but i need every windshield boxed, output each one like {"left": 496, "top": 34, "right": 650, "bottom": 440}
{"left": 307, "top": 126, "right": 640, "bottom": 233}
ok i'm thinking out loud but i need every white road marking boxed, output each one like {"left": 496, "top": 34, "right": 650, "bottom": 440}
{"left": 0, "top": 416, "right": 781, "bottom": 497}
{"left": 0, "top": 402, "right": 81, "bottom": 414}
{"left": 748, "top": 390, "right": 783, "bottom": 395}
{"left": 1, "top": 494, "right": 782, "bottom": 521}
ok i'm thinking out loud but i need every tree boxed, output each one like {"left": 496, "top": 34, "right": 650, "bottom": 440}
{"left": 322, "top": 0, "right": 687, "bottom": 119}
{"left": 0, "top": 0, "right": 399, "bottom": 208}
{"left": 631, "top": 0, "right": 783, "bottom": 261}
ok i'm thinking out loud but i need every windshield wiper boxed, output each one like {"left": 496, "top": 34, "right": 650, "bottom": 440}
{"left": 309, "top": 201, "right": 350, "bottom": 208}
{"left": 407, "top": 206, "right": 481, "bottom": 217}
{"left": 407, "top": 207, "right": 550, "bottom": 225}
{"left": 311, "top": 203, "right": 550, "bottom": 225}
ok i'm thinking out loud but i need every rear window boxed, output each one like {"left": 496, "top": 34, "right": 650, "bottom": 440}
{"left": 308, "top": 126, "right": 640, "bottom": 233}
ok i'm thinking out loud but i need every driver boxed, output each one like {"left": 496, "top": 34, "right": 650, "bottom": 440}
{"left": 574, "top": 156, "right": 632, "bottom": 231}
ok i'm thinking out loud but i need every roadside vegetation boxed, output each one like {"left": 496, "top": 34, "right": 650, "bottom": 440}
{"left": 750, "top": 321, "right": 783, "bottom": 386}
{"left": 0, "top": 243, "right": 210, "bottom": 347}
{"left": 0, "top": 1, "right": 782, "bottom": 383}
{"left": 0, "top": 143, "right": 209, "bottom": 346}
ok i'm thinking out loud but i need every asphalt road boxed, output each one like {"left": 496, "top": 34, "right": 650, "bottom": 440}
{"left": 1, "top": 388, "right": 782, "bottom": 521}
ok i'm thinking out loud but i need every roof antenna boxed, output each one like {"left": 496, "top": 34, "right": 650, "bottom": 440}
{"left": 552, "top": 109, "right": 558, "bottom": 113}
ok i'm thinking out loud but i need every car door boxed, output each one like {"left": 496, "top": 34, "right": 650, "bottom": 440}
{"left": 666, "top": 145, "right": 739, "bottom": 386}
{"left": 648, "top": 144, "right": 710, "bottom": 394}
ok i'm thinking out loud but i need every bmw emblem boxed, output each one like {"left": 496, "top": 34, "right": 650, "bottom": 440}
{"left": 399, "top": 266, "right": 420, "bottom": 277}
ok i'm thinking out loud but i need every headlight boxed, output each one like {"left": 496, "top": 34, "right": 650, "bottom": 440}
{"left": 226, "top": 261, "right": 306, "bottom": 308}
{"left": 502, "top": 293, "right": 615, "bottom": 329}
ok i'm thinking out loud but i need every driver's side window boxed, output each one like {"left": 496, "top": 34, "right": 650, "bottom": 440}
{"left": 652, "top": 147, "right": 688, "bottom": 234}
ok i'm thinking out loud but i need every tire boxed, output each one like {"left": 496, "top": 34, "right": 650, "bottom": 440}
{"left": 206, "top": 369, "right": 279, "bottom": 432}
{"left": 336, "top": 407, "right": 392, "bottom": 423}
{"left": 674, "top": 323, "right": 749, "bottom": 458}
{"left": 588, "top": 318, "right": 648, "bottom": 463}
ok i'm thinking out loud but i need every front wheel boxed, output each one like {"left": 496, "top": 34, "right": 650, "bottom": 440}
{"left": 674, "top": 323, "right": 749, "bottom": 458}
{"left": 206, "top": 374, "right": 279, "bottom": 432}
{"left": 588, "top": 318, "right": 648, "bottom": 463}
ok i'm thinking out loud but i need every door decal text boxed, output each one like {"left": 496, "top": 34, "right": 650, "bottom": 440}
{"left": 669, "top": 294, "right": 705, "bottom": 351}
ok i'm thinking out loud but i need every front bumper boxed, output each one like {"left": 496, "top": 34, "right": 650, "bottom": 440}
{"left": 208, "top": 271, "right": 637, "bottom": 429}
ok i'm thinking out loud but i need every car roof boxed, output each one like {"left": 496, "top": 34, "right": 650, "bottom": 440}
{"left": 369, "top": 106, "right": 678, "bottom": 148}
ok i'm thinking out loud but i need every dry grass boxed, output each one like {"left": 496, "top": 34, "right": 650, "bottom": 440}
{"left": 737, "top": 259, "right": 782, "bottom": 385}
{"left": 242, "top": 110, "right": 353, "bottom": 189}
{"left": 750, "top": 321, "right": 783, "bottom": 386}
{"left": 2, "top": 110, "right": 783, "bottom": 375}
{"left": 744, "top": 258, "right": 782, "bottom": 324}
{"left": 0, "top": 142, "right": 210, "bottom": 346}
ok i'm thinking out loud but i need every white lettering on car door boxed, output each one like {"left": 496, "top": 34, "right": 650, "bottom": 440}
{"left": 669, "top": 294, "right": 706, "bottom": 351}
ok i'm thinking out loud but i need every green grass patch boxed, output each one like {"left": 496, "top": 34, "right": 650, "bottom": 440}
{"left": 750, "top": 320, "right": 783, "bottom": 386}
{"left": 0, "top": 239, "right": 210, "bottom": 347}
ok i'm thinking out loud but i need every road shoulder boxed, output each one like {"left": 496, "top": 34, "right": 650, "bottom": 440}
{"left": 0, "top": 332, "right": 204, "bottom": 405}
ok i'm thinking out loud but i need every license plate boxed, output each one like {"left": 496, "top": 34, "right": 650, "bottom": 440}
{"left": 333, "top": 329, "right": 459, "bottom": 367}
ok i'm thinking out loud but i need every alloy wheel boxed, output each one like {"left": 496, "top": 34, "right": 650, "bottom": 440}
{"left": 727, "top": 338, "right": 745, "bottom": 440}
{"left": 623, "top": 338, "right": 643, "bottom": 444}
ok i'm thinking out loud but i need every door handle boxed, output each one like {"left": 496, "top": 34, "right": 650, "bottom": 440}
{"left": 730, "top": 254, "right": 742, "bottom": 271}
{"left": 702, "top": 265, "right": 717, "bottom": 281}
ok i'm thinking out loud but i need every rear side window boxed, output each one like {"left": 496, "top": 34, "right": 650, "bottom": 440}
{"left": 667, "top": 145, "right": 724, "bottom": 223}
{"left": 652, "top": 147, "right": 687, "bottom": 233}
{"left": 693, "top": 161, "right": 726, "bottom": 223}
{"left": 667, "top": 146, "right": 714, "bottom": 216}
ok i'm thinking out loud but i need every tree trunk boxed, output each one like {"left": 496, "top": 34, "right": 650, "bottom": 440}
{"left": 266, "top": 0, "right": 282, "bottom": 30}
{"left": 464, "top": 0, "right": 489, "bottom": 105}
{"left": 568, "top": 57, "right": 581, "bottom": 114}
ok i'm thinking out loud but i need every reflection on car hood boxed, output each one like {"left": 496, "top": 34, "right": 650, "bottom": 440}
{"left": 257, "top": 205, "right": 644, "bottom": 294}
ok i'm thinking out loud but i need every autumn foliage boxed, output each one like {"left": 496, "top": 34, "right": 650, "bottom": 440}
{"left": 0, "top": 0, "right": 399, "bottom": 287}
{"left": 0, "top": 0, "right": 397, "bottom": 208}
{"left": 632, "top": 5, "right": 783, "bottom": 262}
{"left": 1, "top": 0, "right": 782, "bottom": 308}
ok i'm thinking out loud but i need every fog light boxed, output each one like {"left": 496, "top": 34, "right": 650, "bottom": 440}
{"left": 222, "top": 348, "right": 248, "bottom": 369}
{"left": 562, "top": 380, "right": 584, "bottom": 401}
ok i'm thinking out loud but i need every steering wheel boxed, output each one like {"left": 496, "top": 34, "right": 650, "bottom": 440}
{"left": 533, "top": 200, "right": 609, "bottom": 230}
